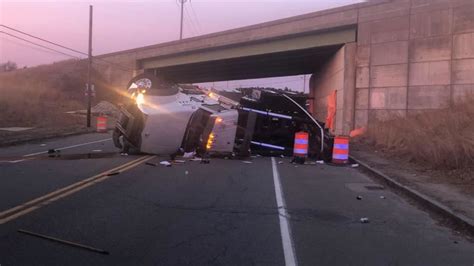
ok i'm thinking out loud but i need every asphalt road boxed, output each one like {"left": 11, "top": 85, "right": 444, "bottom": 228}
{"left": 0, "top": 133, "right": 472, "bottom": 265}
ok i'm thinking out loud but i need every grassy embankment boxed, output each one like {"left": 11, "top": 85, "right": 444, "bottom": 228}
{"left": 0, "top": 60, "right": 116, "bottom": 128}
{"left": 362, "top": 98, "right": 474, "bottom": 170}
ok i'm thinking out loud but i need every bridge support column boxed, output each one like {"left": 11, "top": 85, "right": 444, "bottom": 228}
{"left": 309, "top": 43, "right": 356, "bottom": 136}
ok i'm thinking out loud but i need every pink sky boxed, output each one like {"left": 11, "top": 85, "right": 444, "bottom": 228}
{"left": 0, "top": 0, "right": 360, "bottom": 90}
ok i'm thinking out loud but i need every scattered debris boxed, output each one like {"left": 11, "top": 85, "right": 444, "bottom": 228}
{"left": 351, "top": 163, "right": 359, "bottom": 168}
{"left": 92, "top": 149, "right": 102, "bottom": 152}
{"left": 160, "top": 161, "right": 172, "bottom": 167}
{"left": 47, "top": 149, "right": 60, "bottom": 158}
{"left": 145, "top": 162, "right": 157, "bottom": 167}
{"left": 291, "top": 157, "right": 305, "bottom": 164}
{"left": 280, "top": 155, "right": 285, "bottom": 158}
{"left": 106, "top": 172, "right": 120, "bottom": 176}
{"left": 242, "top": 161, "right": 253, "bottom": 164}
{"left": 200, "top": 159, "right": 210, "bottom": 164}
{"left": 174, "top": 160, "right": 186, "bottom": 163}
{"left": 360, "top": 217, "right": 370, "bottom": 223}
{"left": 40, "top": 144, "right": 46, "bottom": 147}
{"left": 380, "top": 196, "right": 386, "bottom": 199}
{"left": 356, "top": 196, "right": 362, "bottom": 200}
{"left": 120, "top": 153, "right": 128, "bottom": 156}
{"left": 278, "top": 161, "right": 284, "bottom": 164}
{"left": 185, "top": 170, "right": 189, "bottom": 175}
{"left": 18, "top": 229, "right": 109, "bottom": 255}
{"left": 183, "top": 151, "right": 195, "bottom": 158}
{"left": 190, "top": 157, "right": 202, "bottom": 161}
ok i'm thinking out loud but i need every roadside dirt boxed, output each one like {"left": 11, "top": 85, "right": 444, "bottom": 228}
{"left": 0, "top": 125, "right": 94, "bottom": 147}
{"left": 351, "top": 142, "right": 474, "bottom": 221}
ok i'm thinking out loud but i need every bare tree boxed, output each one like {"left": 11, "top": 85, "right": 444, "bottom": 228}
{"left": 0, "top": 61, "right": 18, "bottom": 72}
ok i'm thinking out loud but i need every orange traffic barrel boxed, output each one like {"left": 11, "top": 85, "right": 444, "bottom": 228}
{"left": 293, "top": 131, "right": 309, "bottom": 158}
{"left": 332, "top": 136, "right": 349, "bottom": 164}
{"left": 96, "top": 116, "right": 108, "bottom": 133}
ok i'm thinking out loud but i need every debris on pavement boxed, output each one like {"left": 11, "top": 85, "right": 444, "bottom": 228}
{"left": 120, "top": 153, "right": 128, "bottom": 156}
{"left": 145, "top": 162, "right": 158, "bottom": 167}
{"left": 190, "top": 157, "right": 202, "bottom": 161}
{"left": 380, "top": 196, "right": 386, "bottom": 199}
{"left": 106, "top": 172, "right": 120, "bottom": 176}
{"left": 160, "top": 161, "right": 172, "bottom": 167}
{"left": 183, "top": 151, "right": 195, "bottom": 158}
{"left": 92, "top": 149, "right": 102, "bottom": 152}
{"left": 18, "top": 229, "right": 109, "bottom": 255}
{"left": 351, "top": 163, "right": 359, "bottom": 168}
{"left": 185, "top": 170, "right": 189, "bottom": 175}
{"left": 278, "top": 161, "right": 284, "bottom": 164}
{"left": 316, "top": 160, "right": 324, "bottom": 164}
{"left": 360, "top": 217, "right": 370, "bottom": 223}
{"left": 40, "top": 144, "right": 46, "bottom": 147}
{"left": 280, "top": 155, "right": 285, "bottom": 158}
{"left": 356, "top": 196, "right": 362, "bottom": 200}
{"left": 242, "top": 161, "right": 253, "bottom": 164}
{"left": 174, "top": 159, "right": 186, "bottom": 164}
{"left": 47, "top": 149, "right": 60, "bottom": 158}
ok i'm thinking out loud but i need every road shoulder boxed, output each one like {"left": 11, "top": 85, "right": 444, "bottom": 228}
{"left": 350, "top": 147, "right": 474, "bottom": 236}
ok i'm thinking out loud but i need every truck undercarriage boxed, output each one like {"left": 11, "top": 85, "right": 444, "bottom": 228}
{"left": 113, "top": 74, "right": 334, "bottom": 160}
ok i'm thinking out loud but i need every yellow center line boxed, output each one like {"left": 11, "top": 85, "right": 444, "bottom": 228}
{"left": 0, "top": 155, "right": 155, "bottom": 225}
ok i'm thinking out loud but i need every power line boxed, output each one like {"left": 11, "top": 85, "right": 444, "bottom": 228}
{"left": 189, "top": 2, "right": 203, "bottom": 34}
{"left": 0, "top": 24, "right": 87, "bottom": 56}
{"left": 0, "top": 31, "right": 81, "bottom": 59}
{"left": 0, "top": 24, "right": 133, "bottom": 72}
{"left": 0, "top": 35, "right": 73, "bottom": 59}
{"left": 184, "top": 5, "right": 199, "bottom": 36}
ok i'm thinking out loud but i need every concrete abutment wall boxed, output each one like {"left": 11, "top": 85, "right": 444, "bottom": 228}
{"left": 354, "top": 0, "right": 474, "bottom": 130}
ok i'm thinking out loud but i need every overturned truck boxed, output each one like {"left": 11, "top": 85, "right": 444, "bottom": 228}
{"left": 113, "top": 74, "right": 334, "bottom": 160}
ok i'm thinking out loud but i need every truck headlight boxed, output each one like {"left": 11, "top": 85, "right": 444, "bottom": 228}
{"left": 136, "top": 93, "right": 145, "bottom": 105}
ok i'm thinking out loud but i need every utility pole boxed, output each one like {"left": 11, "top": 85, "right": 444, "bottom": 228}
{"left": 86, "top": 5, "right": 93, "bottom": 127}
{"left": 179, "top": 0, "right": 188, "bottom": 40}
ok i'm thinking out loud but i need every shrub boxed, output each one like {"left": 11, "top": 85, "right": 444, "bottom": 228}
{"left": 363, "top": 99, "right": 474, "bottom": 170}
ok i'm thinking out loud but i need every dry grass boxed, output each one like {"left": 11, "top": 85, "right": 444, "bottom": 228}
{"left": 362, "top": 99, "right": 474, "bottom": 170}
{"left": 0, "top": 60, "right": 117, "bottom": 128}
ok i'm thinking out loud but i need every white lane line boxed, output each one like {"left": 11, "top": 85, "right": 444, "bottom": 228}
{"left": 23, "top": 138, "right": 112, "bottom": 157}
{"left": 2, "top": 159, "right": 28, "bottom": 163}
{"left": 271, "top": 157, "right": 298, "bottom": 266}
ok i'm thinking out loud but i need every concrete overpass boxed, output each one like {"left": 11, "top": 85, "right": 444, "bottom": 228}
{"left": 95, "top": 0, "right": 474, "bottom": 135}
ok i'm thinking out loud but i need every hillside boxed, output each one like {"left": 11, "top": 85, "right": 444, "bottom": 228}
{"left": 0, "top": 59, "right": 120, "bottom": 128}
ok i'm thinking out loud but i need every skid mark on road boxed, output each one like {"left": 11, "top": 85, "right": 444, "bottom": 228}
{"left": 23, "top": 138, "right": 112, "bottom": 157}
{"left": 271, "top": 157, "right": 297, "bottom": 266}
{"left": 0, "top": 155, "right": 154, "bottom": 225}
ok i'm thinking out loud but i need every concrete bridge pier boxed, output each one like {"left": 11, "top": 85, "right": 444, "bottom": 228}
{"left": 310, "top": 43, "right": 357, "bottom": 136}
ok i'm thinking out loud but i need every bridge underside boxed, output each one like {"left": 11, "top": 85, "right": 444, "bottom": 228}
{"left": 145, "top": 45, "right": 342, "bottom": 83}
{"left": 139, "top": 26, "right": 356, "bottom": 83}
